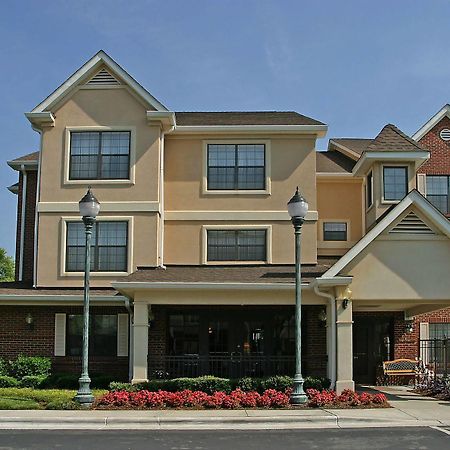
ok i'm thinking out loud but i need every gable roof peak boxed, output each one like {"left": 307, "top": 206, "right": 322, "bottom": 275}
{"left": 366, "top": 123, "right": 427, "bottom": 153}
{"left": 412, "top": 103, "right": 450, "bottom": 141}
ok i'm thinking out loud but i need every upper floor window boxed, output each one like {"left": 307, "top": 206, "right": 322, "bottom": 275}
{"left": 66, "top": 221, "right": 128, "bottom": 272}
{"left": 366, "top": 170, "right": 373, "bottom": 208}
{"left": 207, "top": 229, "right": 266, "bottom": 262}
{"left": 207, "top": 144, "right": 265, "bottom": 190}
{"left": 426, "top": 176, "right": 450, "bottom": 214}
{"left": 69, "top": 131, "right": 130, "bottom": 180}
{"left": 323, "top": 222, "right": 347, "bottom": 241}
{"left": 383, "top": 166, "right": 408, "bottom": 201}
{"left": 67, "top": 314, "right": 117, "bottom": 356}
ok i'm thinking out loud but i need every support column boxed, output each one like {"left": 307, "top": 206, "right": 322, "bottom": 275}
{"left": 325, "top": 302, "right": 335, "bottom": 385}
{"left": 335, "top": 295, "right": 355, "bottom": 393}
{"left": 132, "top": 302, "right": 149, "bottom": 384}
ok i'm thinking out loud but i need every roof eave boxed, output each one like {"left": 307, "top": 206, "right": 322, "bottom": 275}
{"left": 7, "top": 159, "right": 39, "bottom": 171}
{"left": 412, "top": 104, "right": 450, "bottom": 141}
{"left": 328, "top": 140, "right": 362, "bottom": 161}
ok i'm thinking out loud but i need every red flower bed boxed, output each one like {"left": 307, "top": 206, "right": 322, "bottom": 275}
{"left": 306, "top": 389, "right": 388, "bottom": 408}
{"left": 95, "top": 388, "right": 388, "bottom": 409}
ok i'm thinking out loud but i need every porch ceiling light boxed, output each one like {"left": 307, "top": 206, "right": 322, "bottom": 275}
{"left": 79, "top": 187, "right": 100, "bottom": 219}
{"left": 287, "top": 187, "right": 309, "bottom": 221}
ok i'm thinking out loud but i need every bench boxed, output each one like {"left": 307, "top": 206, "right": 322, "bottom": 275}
{"left": 383, "top": 358, "right": 418, "bottom": 377}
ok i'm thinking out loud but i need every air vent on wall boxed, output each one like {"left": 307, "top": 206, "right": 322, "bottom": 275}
{"left": 86, "top": 68, "right": 121, "bottom": 86}
{"left": 389, "top": 211, "right": 435, "bottom": 235}
{"left": 440, "top": 129, "right": 450, "bottom": 141}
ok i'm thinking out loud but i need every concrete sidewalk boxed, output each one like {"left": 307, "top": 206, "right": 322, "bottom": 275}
{"left": 0, "top": 387, "right": 449, "bottom": 430}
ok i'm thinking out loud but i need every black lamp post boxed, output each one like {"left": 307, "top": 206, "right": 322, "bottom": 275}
{"left": 287, "top": 187, "right": 309, "bottom": 404}
{"left": 74, "top": 188, "right": 100, "bottom": 407}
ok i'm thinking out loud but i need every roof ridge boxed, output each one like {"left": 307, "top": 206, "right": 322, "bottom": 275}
{"left": 384, "top": 123, "right": 427, "bottom": 151}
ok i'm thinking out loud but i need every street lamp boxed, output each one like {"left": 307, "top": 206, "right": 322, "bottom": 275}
{"left": 74, "top": 188, "right": 100, "bottom": 407}
{"left": 287, "top": 186, "right": 309, "bottom": 405}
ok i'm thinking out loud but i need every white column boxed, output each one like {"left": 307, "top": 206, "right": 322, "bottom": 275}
{"left": 132, "top": 302, "right": 149, "bottom": 384}
{"left": 335, "top": 297, "right": 355, "bottom": 393}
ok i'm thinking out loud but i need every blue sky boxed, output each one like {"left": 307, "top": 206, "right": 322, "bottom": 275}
{"left": 0, "top": 0, "right": 449, "bottom": 256}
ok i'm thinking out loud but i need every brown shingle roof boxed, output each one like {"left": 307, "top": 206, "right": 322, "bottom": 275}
{"left": 330, "top": 138, "right": 372, "bottom": 155}
{"left": 11, "top": 151, "right": 40, "bottom": 162}
{"left": 174, "top": 111, "right": 325, "bottom": 126}
{"left": 366, "top": 124, "right": 427, "bottom": 153}
{"left": 316, "top": 151, "right": 355, "bottom": 173}
{"left": 123, "top": 260, "right": 339, "bottom": 285}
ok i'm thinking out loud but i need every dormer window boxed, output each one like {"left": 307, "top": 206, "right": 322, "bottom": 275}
{"left": 383, "top": 166, "right": 408, "bottom": 201}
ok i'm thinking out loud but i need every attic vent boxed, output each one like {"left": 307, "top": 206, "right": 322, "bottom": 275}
{"left": 440, "top": 129, "right": 450, "bottom": 141}
{"left": 86, "top": 68, "right": 121, "bottom": 86}
{"left": 389, "top": 212, "right": 435, "bottom": 235}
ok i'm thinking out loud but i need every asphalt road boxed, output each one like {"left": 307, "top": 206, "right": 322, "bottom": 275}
{"left": 0, "top": 427, "right": 448, "bottom": 449}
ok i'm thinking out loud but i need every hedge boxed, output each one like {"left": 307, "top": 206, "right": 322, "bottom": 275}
{"left": 8, "top": 356, "right": 51, "bottom": 379}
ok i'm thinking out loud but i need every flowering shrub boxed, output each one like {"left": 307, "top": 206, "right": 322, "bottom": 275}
{"left": 306, "top": 388, "right": 388, "bottom": 408}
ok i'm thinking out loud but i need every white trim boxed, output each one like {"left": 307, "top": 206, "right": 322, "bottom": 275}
{"left": 63, "top": 126, "right": 137, "bottom": 185}
{"left": 417, "top": 173, "right": 427, "bottom": 196}
{"left": 202, "top": 139, "right": 271, "bottom": 195}
{"left": 34, "top": 131, "right": 44, "bottom": 287}
{"left": 7, "top": 160, "right": 39, "bottom": 171}
{"left": 117, "top": 313, "right": 129, "bottom": 357}
{"left": 30, "top": 50, "right": 168, "bottom": 113}
{"left": 201, "top": 224, "right": 272, "bottom": 265}
{"left": 146, "top": 111, "right": 176, "bottom": 128}
{"left": 412, "top": 104, "right": 450, "bottom": 141}
{"left": 18, "top": 167, "right": 27, "bottom": 281}
{"left": 316, "top": 173, "right": 355, "bottom": 179}
{"left": 25, "top": 112, "right": 55, "bottom": 130}
{"left": 381, "top": 164, "right": 409, "bottom": 205}
{"left": 319, "top": 219, "right": 351, "bottom": 243}
{"left": 60, "top": 215, "right": 134, "bottom": 277}
{"left": 165, "top": 210, "right": 318, "bottom": 221}
{"left": 0, "top": 294, "right": 126, "bottom": 304}
{"left": 352, "top": 151, "right": 429, "bottom": 176}
{"left": 54, "top": 313, "right": 66, "bottom": 357}
{"left": 173, "top": 124, "right": 328, "bottom": 136}
{"left": 328, "top": 140, "right": 362, "bottom": 161}
{"left": 39, "top": 201, "right": 159, "bottom": 213}
{"left": 322, "top": 190, "right": 450, "bottom": 278}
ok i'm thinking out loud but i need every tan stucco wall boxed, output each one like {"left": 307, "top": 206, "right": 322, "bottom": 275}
{"left": 40, "top": 88, "right": 161, "bottom": 203}
{"left": 36, "top": 212, "right": 158, "bottom": 287}
{"left": 344, "top": 238, "right": 450, "bottom": 301}
{"left": 164, "top": 135, "right": 318, "bottom": 262}
{"left": 366, "top": 161, "right": 416, "bottom": 229}
{"left": 317, "top": 178, "right": 363, "bottom": 256}
{"left": 164, "top": 220, "right": 317, "bottom": 265}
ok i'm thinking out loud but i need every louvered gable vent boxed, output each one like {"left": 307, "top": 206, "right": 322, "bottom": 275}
{"left": 86, "top": 68, "right": 121, "bottom": 86}
{"left": 389, "top": 211, "right": 435, "bottom": 235}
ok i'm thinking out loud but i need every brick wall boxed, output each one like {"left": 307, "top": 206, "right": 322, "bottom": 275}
{"left": 14, "top": 169, "right": 37, "bottom": 283}
{"left": 417, "top": 116, "right": 450, "bottom": 175}
{"left": 0, "top": 305, "right": 129, "bottom": 379}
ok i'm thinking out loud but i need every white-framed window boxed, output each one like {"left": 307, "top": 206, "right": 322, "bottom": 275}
{"left": 202, "top": 140, "right": 271, "bottom": 195}
{"left": 426, "top": 176, "right": 450, "bottom": 214}
{"left": 61, "top": 216, "right": 133, "bottom": 276}
{"left": 202, "top": 225, "right": 272, "bottom": 264}
{"left": 383, "top": 166, "right": 408, "bottom": 201}
{"left": 323, "top": 222, "right": 347, "bottom": 241}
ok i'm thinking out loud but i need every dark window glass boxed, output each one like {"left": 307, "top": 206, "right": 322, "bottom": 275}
{"left": 367, "top": 171, "right": 373, "bottom": 208}
{"left": 323, "top": 222, "right": 347, "bottom": 241}
{"left": 169, "top": 314, "right": 200, "bottom": 355}
{"left": 208, "top": 321, "right": 229, "bottom": 354}
{"left": 426, "top": 176, "right": 450, "bottom": 214}
{"left": 69, "top": 131, "right": 130, "bottom": 180}
{"left": 430, "top": 323, "right": 450, "bottom": 339}
{"left": 273, "top": 314, "right": 295, "bottom": 356}
{"left": 66, "top": 221, "right": 128, "bottom": 272}
{"left": 67, "top": 314, "right": 117, "bottom": 356}
{"left": 207, "top": 230, "right": 266, "bottom": 261}
{"left": 207, "top": 144, "right": 265, "bottom": 190}
{"left": 383, "top": 166, "right": 408, "bottom": 201}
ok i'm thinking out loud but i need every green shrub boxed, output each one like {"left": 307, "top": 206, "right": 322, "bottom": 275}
{"left": 304, "top": 376, "right": 331, "bottom": 391}
{"left": 170, "top": 376, "right": 231, "bottom": 394}
{"left": 91, "top": 374, "right": 116, "bottom": 389}
{"left": 9, "top": 356, "right": 51, "bottom": 379}
{"left": 43, "top": 373, "right": 79, "bottom": 389}
{"left": 46, "top": 400, "right": 80, "bottom": 410}
{"left": 261, "top": 375, "right": 293, "bottom": 392}
{"left": 0, "top": 358, "right": 8, "bottom": 376}
{"left": 109, "top": 382, "right": 135, "bottom": 392}
{"left": 235, "top": 377, "right": 260, "bottom": 392}
{"left": 21, "top": 375, "right": 48, "bottom": 389}
{"left": 0, "top": 375, "right": 20, "bottom": 388}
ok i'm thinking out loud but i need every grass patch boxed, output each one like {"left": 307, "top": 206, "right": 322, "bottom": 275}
{"left": 0, "top": 388, "right": 107, "bottom": 410}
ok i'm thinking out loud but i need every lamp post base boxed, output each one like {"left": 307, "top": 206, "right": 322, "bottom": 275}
{"left": 289, "top": 374, "right": 308, "bottom": 405}
{"left": 74, "top": 375, "right": 94, "bottom": 407}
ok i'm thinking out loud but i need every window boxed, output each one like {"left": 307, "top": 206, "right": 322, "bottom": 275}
{"left": 169, "top": 314, "right": 200, "bottom": 355}
{"left": 207, "top": 229, "right": 267, "bottom": 261}
{"left": 430, "top": 323, "right": 450, "bottom": 339}
{"left": 207, "top": 144, "right": 265, "bottom": 190}
{"left": 323, "top": 222, "right": 347, "bottom": 241}
{"left": 67, "top": 314, "right": 117, "bottom": 356}
{"left": 367, "top": 171, "right": 373, "bottom": 208}
{"left": 383, "top": 166, "right": 408, "bottom": 201}
{"left": 69, "top": 131, "right": 130, "bottom": 180}
{"left": 426, "top": 176, "right": 450, "bottom": 214}
{"left": 66, "top": 221, "right": 128, "bottom": 272}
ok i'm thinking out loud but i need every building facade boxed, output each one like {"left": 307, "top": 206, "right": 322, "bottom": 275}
{"left": 2, "top": 51, "right": 449, "bottom": 391}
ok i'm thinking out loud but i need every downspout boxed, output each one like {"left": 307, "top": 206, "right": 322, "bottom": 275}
{"left": 18, "top": 164, "right": 27, "bottom": 281}
{"left": 123, "top": 297, "right": 134, "bottom": 382}
{"left": 313, "top": 283, "right": 336, "bottom": 389}
{"left": 33, "top": 129, "right": 43, "bottom": 288}
{"left": 159, "top": 124, "right": 174, "bottom": 268}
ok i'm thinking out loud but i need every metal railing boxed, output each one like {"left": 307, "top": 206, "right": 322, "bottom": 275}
{"left": 149, "top": 354, "right": 296, "bottom": 379}
{"left": 419, "top": 338, "right": 450, "bottom": 379}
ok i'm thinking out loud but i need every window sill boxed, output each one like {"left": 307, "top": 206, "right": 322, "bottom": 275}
{"left": 203, "top": 189, "right": 271, "bottom": 195}
{"left": 381, "top": 199, "right": 402, "bottom": 205}
{"left": 64, "top": 179, "right": 135, "bottom": 186}
{"left": 61, "top": 271, "right": 131, "bottom": 277}
{"left": 203, "top": 261, "right": 269, "bottom": 265}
